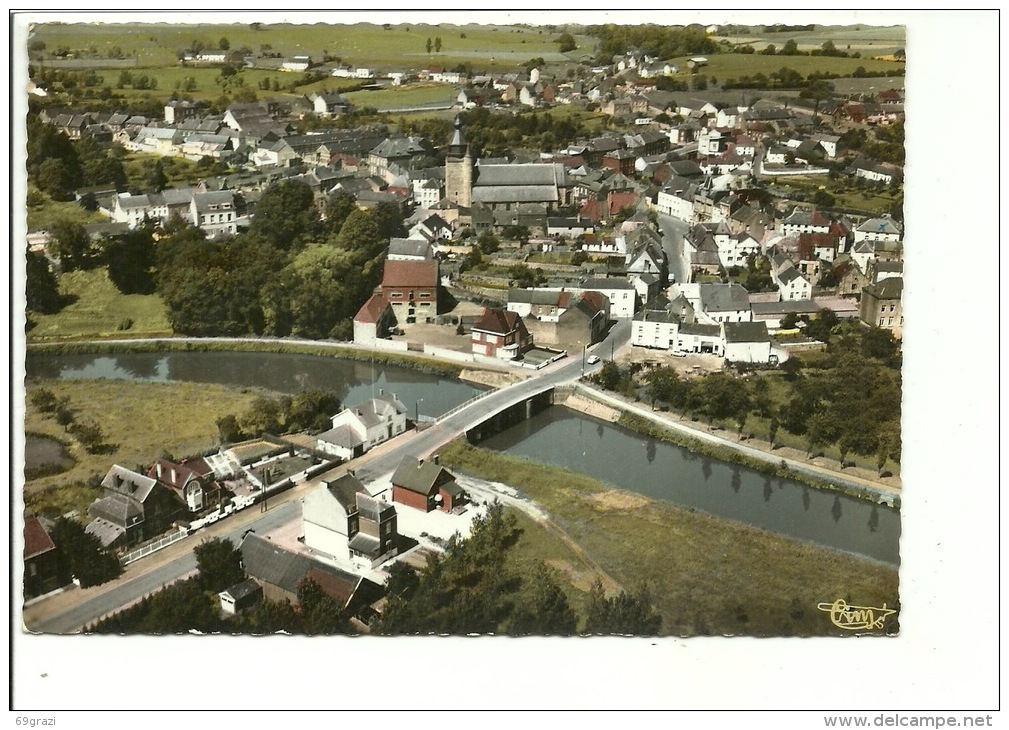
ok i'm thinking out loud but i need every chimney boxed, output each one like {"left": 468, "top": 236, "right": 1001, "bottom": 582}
{"left": 348, "top": 469, "right": 355, "bottom": 477}
{"left": 433, "top": 454, "right": 440, "bottom": 465}
{"left": 417, "top": 459, "right": 425, "bottom": 468}
{"left": 156, "top": 463, "right": 162, "bottom": 478}
{"left": 170, "top": 469, "right": 177, "bottom": 484}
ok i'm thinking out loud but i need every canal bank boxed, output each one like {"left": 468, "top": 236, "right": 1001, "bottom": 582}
{"left": 557, "top": 383, "right": 901, "bottom": 508}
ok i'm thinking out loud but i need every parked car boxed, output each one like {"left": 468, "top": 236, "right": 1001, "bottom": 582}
{"left": 586, "top": 355, "right": 601, "bottom": 365}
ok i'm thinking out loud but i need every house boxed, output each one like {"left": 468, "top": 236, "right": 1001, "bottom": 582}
{"left": 632, "top": 306, "right": 683, "bottom": 350}
{"left": 859, "top": 277, "right": 903, "bottom": 338}
{"left": 391, "top": 456, "right": 467, "bottom": 513}
{"left": 380, "top": 259, "right": 440, "bottom": 324}
{"left": 546, "top": 217, "right": 594, "bottom": 238}
{"left": 718, "top": 232, "right": 761, "bottom": 270}
{"left": 148, "top": 458, "right": 219, "bottom": 514}
{"left": 471, "top": 308, "right": 534, "bottom": 361}
{"left": 218, "top": 578, "right": 264, "bottom": 615}
{"left": 771, "top": 251, "right": 813, "bottom": 301}
{"left": 853, "top": 217, "right": 902, "bottom": 244}
{"left": 189, "top": 191, "right": 237, "bottom": 238}
{"left": 778, "top": 208, "right": 831, "bottom": 237}
{"left": 675, "top": 322, "right": 723, "bottom": 355}
{"left": 310, "top": 92, "right": 350, "bottom": 117}
{"left": 722, "top": 321, "right": 772, "bottom": 364}
{"left": 516, "top": 290, "right": 609, "bottom": 351}
{"left": 24, "top": 514, "right": 63, "bottom": 599}
{"left": 239, "top": 532, "right": 383, "bottom": 619}
{"left": 578, "top": 277, "right": 637, "bottom": 319}
{"left": 302, "top": 472, "right": 399, "bottom": 567}
{"left": 409, "top": 214, "right": 453, "bottom": 244}
{"left": 86, "top": 465, "right": 181, "bottom": 550}
{"left": 316, "top": 395, "right": 409, "bottom": 461}
{"left": 387, "top": 238, "right": 434, "bottom": 261}
{"left": 750, "top": 299, "right": 821, "bottom": 330}
{"left": 694, "top": 282, "right": 753, "bottom": 324}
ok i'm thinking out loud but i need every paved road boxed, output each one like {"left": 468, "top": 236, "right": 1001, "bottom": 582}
{"left": 25, "top": 320, "right": 632, "bottom": 633}
{"left": 658, "top": 214, "right": 691, "bottom": 285}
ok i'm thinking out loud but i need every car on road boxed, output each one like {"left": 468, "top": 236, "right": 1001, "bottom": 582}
{"left": 586, "top": 355, "right": 601, "bottom": 365}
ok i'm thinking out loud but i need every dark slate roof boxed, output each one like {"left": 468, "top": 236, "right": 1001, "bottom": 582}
{"left": 698, "top": 283, "right": 751, "bottom": 312}
{"left": 581, "top": 277, "right": 635, "bottom": 291}
{"left": 865, "top": 277, "right": 903, "bottom": 300}
{"left": 240, "top": 533, "right": 362, "bottom": 599}
{"left": 388, "top": 238, "right": 433, "bottom": 259}
{"left": 679, "top": 323, "right": 721, "bottom": 337}
{"left": 323, "top": 473, "right": 367, "bottom": 512}
{"left": 474, "top": 162, "right": 566, "bottom": 187}
{"left": 85, "top": 518, "right": 126, "bottom": 548}
{"left": 750, "top": 300, "right": 821, "bottom": 316}
{"left": 724, "top": 321, "right": 771, "bottom": 344}
{"left": 317, "top": 424, "right": 364, "bottom": 450}
{"left": 101, "top": 465, "right": 158, "bottom": 503}
{"left": 221, "top": 578, "right": 264, "bottom": 602}
{"left": 473, "top": 308, "right": 524, "bottom": 335}
{"left": 391, "top": 456, "right": 453, "bottom": 496}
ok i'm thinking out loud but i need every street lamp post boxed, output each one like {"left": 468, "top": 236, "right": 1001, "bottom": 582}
{"left": 415, "top": 398, "right": 425, "bottom": 425}
{"left": 581, "top": 343, "right": 586, "bottom": 376}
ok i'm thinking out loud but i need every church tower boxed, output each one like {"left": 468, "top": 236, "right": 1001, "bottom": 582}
{"left": 444, "top": 115, "right": 473, "bottom": 208}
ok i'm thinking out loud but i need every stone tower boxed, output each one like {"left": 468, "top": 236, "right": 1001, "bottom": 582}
{"left": 444, "top": 115, "right": 473, "bottom": 208}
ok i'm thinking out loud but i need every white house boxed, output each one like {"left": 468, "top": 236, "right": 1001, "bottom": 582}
{"left": 771, "top": 252, "right": 813, "bottom": 301}
{"left": 189, "top": 191, "right": 237, "bottom": 239}
{"left": 578, "top": 278, "right": 637, "bottom": 319}
{"left": 631, "top": 307, "right": 681, "bottom": 350}
{"left": 656, "top": 184, "right": 696, "bottom": 223}
{"left": 315, "top": 395, "right": 408, "bottom": 461}
{"left": 694, "top": 282, "right": 753, "bottom": 324}
{"left": 722, "top": 321, "right": 772, "bottom": 364}
{"left": 717, "top": 232, "right": 761, "bottom": 270}
{"left": 302, "top": 473, "right": 399, "bottom": 567}
{"left": 853, "top": 217, "right": 902, "bottom": 244}
{"left": 282, "top": 55, "right": 312, "bottom": 72}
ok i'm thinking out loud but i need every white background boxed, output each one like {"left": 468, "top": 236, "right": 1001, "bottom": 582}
{"left": 7, "top": 8, "right": 1003, "bottom": 719}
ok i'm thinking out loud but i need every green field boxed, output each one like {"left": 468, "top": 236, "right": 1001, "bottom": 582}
{"left": 26, "top": 186, "right": 105, "bottom": 232}
{"left": 439, "top": 439, "right": 899, "bottom": 636}
{"left": 30, "top": 22, "right": 594, "bottom": 73}
{"left": 27, "top": 268, "right": 173, "bottom": 342}
{"left": 768, "top": 175, "right": 901, "bottom": 217}
{"left": 672, "top": 52, "right": 902, "bottom": 83}
{"left": 344, "top": 83, "right": 457, "bottom": 110}
{"left": 714, "top": 24, "right": 905, "bottom": 56}
{"left": 23, "top": 379, "right": 268, "bottom": 516}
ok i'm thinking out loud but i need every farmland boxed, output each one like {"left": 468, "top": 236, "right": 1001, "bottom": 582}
{"left": 669, "top": 52, "right": 903, "bottom": 82}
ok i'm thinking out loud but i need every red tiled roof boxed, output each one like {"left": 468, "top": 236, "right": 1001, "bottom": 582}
{"left": 607, "top": 191, "right": 639, "bottom": 215}
{"left": 304, "top": 567, "right": 356, "bottom": 608}
{"left": 473, "top": 308, "right": 522, "bottom": 335}
{"left": 24, "top": 514, "right": 56, "bottom": 560}
{"left": 354, "top": 294, "right": 391, "bottom": 324}
{"left": 798, "top": 232, "right": 839, "bottom": 259}
{"left": 578, "top": 290, "right": 606, "bottom": 314}
{"left": 810, "top": 210, "right": 831, "bottom": 227}
{"left": 382, "top": 260, "right": 438, "bottom": 288}
{"left": 148, "top": 459, "right": 199, "bottom": 490}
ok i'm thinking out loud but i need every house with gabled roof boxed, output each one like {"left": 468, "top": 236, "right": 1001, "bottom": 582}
{"left": 86, "top": 465, "right": 181, "bottom": 549}
{"left": 353, "top": 294, "right": 396, "bottom": 345}
{"left": 391, "top": 456, "right": 467, "bottom": 513}
{"left": 380, "top": 259, "right": 440, "bottom": 324}
{"left": 770, "top": 251, "right": 813, "bottom": 301}
{"left": 302, "top": 472, "right": 399, "bottom": 567}
{"left": 148, "top": 457, "right": 220, "bottom": 514}
{"left": 860, "top": 277, "right": 903, "bottom": 338}
{"left": 471, "top": 308, "right": 534, "bottom": 361}
{"left": 316, "top": 394, "right": 409, "bottom": 461}
{"left": 239, "top": 532, "right": 383, "bottom": 618}
{"left": 779, "top": 208, "right": 832, "bottom": 237}
{"left": 853, "top": 216, "right": 902, "bottom": 244}
{"left": 722, "top": 321, "right": 772, "bottom": 364}
{"left": 24, "top": 514, "right": 63, "bottom": 598}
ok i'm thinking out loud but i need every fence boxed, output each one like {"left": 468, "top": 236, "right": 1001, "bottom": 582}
{"left": 119, "top": 529, "right": 188, "bottom": 566}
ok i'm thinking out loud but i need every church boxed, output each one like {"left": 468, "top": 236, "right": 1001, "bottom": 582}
{"left": 444, "top": 116, "right": 574, "bottom": 214}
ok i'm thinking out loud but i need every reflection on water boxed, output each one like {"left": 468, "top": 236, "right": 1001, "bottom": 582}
{"left": 26, "top": 351, "right": 486, "bottom": 418}
{"left": 479, "top": 406, "right": 900, "bottom": 565}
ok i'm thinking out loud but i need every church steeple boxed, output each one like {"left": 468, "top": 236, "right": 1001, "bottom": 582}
{"left": 445, "top": 115, "right": 473, "bottom": 208}
{"left": 448, "top": 114, "right": 469, "bottom": 158}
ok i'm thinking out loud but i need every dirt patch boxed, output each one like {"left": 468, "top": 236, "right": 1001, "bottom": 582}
{"left": 458, "top": 369, "right": 527, "bottom": 388}
{"left": 589, "top": 490, "right": 652, "bottom": 512}
{"left": 561, "top": 393, "right": 621, "bottom": 422}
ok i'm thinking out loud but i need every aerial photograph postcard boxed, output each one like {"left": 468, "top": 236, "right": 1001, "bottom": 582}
{"left": 19, "top": 12, "right": 908, "bottom": 643}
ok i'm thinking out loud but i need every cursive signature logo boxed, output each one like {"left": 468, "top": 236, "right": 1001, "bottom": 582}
{"left": 816, "top": 599, "right": 896, "bottom": 631}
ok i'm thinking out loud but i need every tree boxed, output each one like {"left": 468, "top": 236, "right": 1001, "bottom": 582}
{"left": 596, "top": 361, "right": 622, "bottom": 390}
{"left": 25, "top": 250, "right": 62, "bottom": 314}
{"left": 248, "top": 180, "right": 318, "bottom": 250}
{"left": 557, "top": 32, "right": 577, "bottom": 53}
{"left": 760, "top": 44, "right": 777, "bottom": 55}
{"left": 426, "top": 37, "right": 433, "bottom": 54}
{"left": 50, "top": 221, "right": 91, "bottom": 272}
{"left": 780, "top": 39, "right": 799, "bottom": 55}
{"left": 507, "top": 563, "right": 577, "bottom": 635}
{"left": 287, "top": 389, "right": 342, "bottom": 431}
{"left": 50, "top": 517, "right": 121, "bottom": 587}
{"left": 583, "top": 579, "right": 662, "bottom": 635}
{"left": 768, "top": 417, "right": 780, "bottom": 449}
{"left": 146, "top": 160, "right": 168, "bottom": 193}
{"left": 104, "top": 229, "right": 156, "bottom": 295}
{"left": 69, "top": 418, "right": 108, "bottom": 454}
{"left": 434, "top": 36, "right": 442, "bottom": 53}
{"left": 297, "top": 578, "right": 351, "bottom": 635}
{"left": 195, "top": 537, "right": 245, "bottom": 593}
{"left": 219, "top": 37, "right": 230, "bottom": 50}
{"left": 804, "top": 308, "right": 839, "bottom": 343}
{"left": 780, "top": 312, "right": 799, "bottom": 330}
{"left": 476, "top": 231, "right": 500, "bottom": 255}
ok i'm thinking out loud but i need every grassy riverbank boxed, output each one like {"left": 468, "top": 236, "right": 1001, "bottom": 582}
{"left": 22, "top": 379, "right": 271, "bottom": 516}
{"left": 439, "top": 438, "right": 899, "bottom": 637}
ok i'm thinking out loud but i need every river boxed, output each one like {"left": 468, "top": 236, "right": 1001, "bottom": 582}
{"left": 25, "top": 351, "right": 899, "bottom": 565}
{"left": 25, "top": 351, "right": 486, "bottom": 420}
{"left": 478, "top": 406, "right": 899, "bottom": 565}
